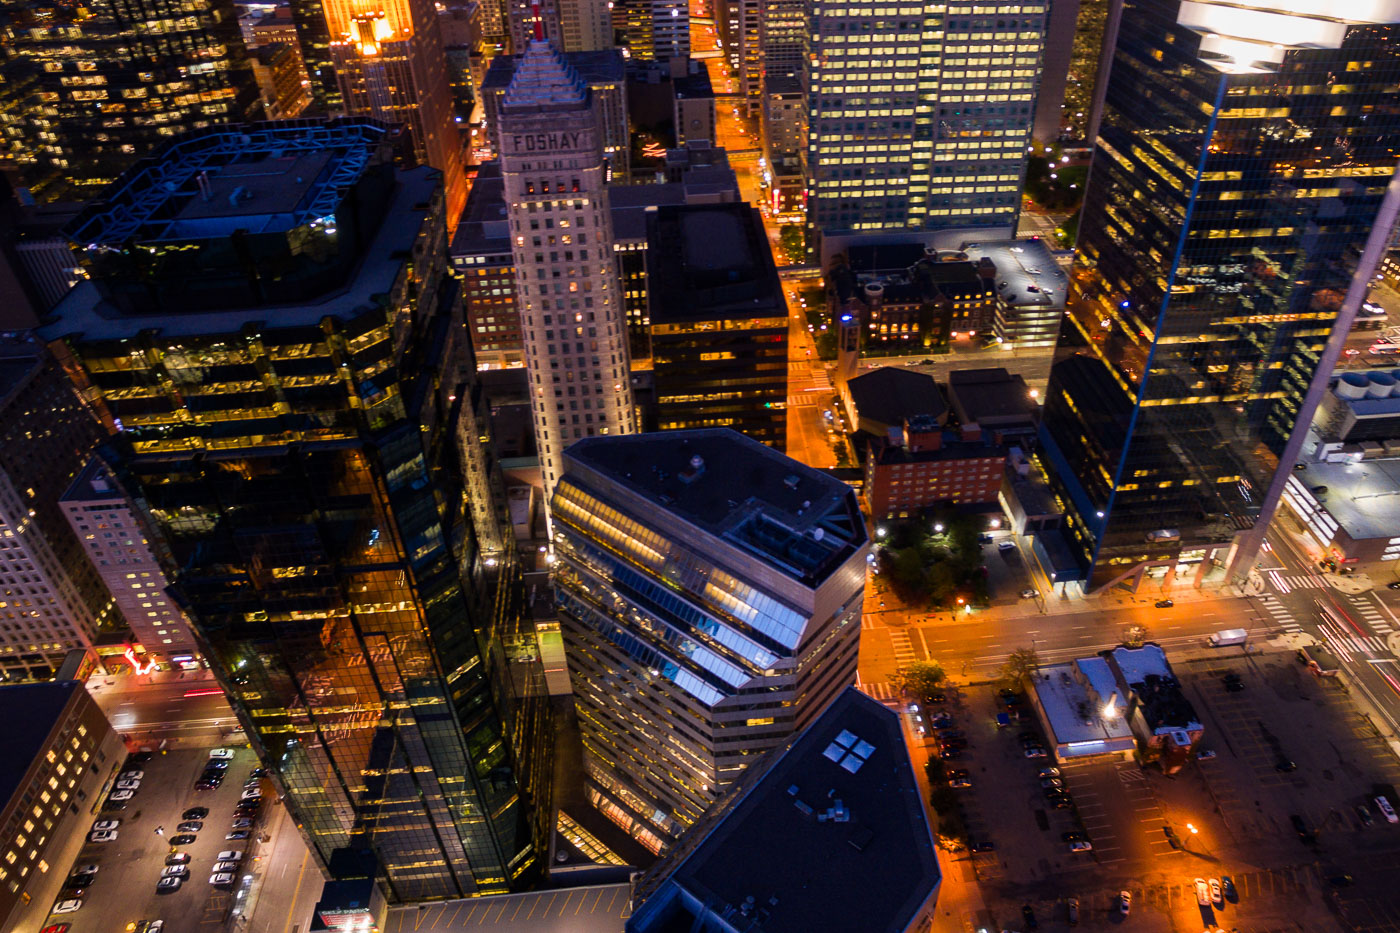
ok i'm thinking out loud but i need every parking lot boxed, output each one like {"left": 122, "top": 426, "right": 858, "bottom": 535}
{"left": 36, "top": 744, "right": 267, "bottom": 933}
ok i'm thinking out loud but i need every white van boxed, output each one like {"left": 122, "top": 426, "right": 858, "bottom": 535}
{"left": 1376, "top": 795, "right": 1398, "bottom": 823}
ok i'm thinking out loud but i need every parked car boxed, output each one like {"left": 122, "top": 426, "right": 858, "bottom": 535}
{"left": 231, "top": 818, "right": 253, "bottom": 829}
{"left": 161, "top": 866, "right": 189, "bottom": 879}
{"left": 209, "top": 873, "right": 235, "bottom": 888}
{"left": 1119, "top": 891, "right": 1132, "bottom": 915}
{"left": 1023, "top": 745, "right": 1047, "bottom": 759}
{"left": 214, "top": 860, "right": 240, "bottom": 873}
{"left": 226, "top": 831, "right": 250, "bottom": 840}
{"left": 1209, "top": 878, "right": 1222, "bottom": 905}
{"left": 1019, "top": 588, "right": 1036, "bottom": 599}
{"left": 52, "top": 900, "right": 82, "bottom": 915}
{"left": 1067, "top": 898, "right": 1079, "bottom": 926}
{"left": 1155, "top": 598, "right": 1174, "bottom": 608}
{"left": 1221, "top": 875, "right": 1235, "bottom": 902}
{"left": 155, "top": 877, "right": 183, "bottom": 896}
{"left": 165, "top": 853, "right": 191, "bottom": 865}
{"left": 40, "top": 925, "right": 70, "bottom": 933}
{"left": 1021, "top": 904, "right": 1038, "bottom": 930}
{"left": 1037, "top": 767, "right": 1061, "bottom": 779}
{"left": 119, "top": 771, "right": 144, "bottom": 781}
{"left": 249, "top": 768, "right": 269, "bottom": 778}
{"left": 1041, "top": 778, "right": 1064, "bottom": 789}
{"left": 108, "top": 790, "right": 134, "bottom": 802}
{"left": 1290, "top": 814, "right": 1315, "bottom": 840}
{"left": 1377, "top": 795, "right": 1399, "bottom": 823}
{"left": 88, "top": 830, "right": 118, "bottom": 844}
{"left": 182, "top": 807, "right": 209, "bottom": 820}
{"left": 92, "top": 820, "right": 119, "bottom": 832}
{"left": 66, "top": 873, "right": 95, "bottom": 889}
{"left": 209, "top": 748, "right": 236, "bottom": 760}
{"left": 176, "top": 821, "right": 203, "bottom": 833}
{"left": 1224, "top": 673, "right": 1245, "bottom": 692}
{"left": 169, "top": 834, "right": 197, "bottom": 846}
{"left": 204, "top": 760, "right": 230, "bottom": 771}
{"left": 216, "top": 851, "right": 243, "bottom": 862}
{"left": 1197, "top": 749, "right": 1217, "bottom": 760}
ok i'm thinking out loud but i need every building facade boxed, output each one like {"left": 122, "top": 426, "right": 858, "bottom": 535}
{"left": 499, "top": 42, "right": 637, "bottom": 509}
{"left": 0, "top": 682, "right": 124, "bottom": 933}
{"left": 615, "top": 0, "right": 689, "bottom": 62}
{"left": 551, "top": 429, "right": 868, "bottom": 852}
{"left": 804, "top": 0, "right": 1047, "bottom": 240}
{"left": 717, "top": 0, "right": 761, "bottom": 113}
{"left": 0, "top": 0, "right": 261, "bottom": 200}
{"left": 647, "top": 204, "right": 788, "bottom": 447}
{"left": 324, "top": 0, "right": 468, "bottom": 225}
{"left": 59, "top": 458, "right": 201, "bottom": 668}
{"left": 0, "top": 337, "right": 119, "bottom": 682}
{"left": 1037, "top": 0, "right": 1400, "bottom": 590}
{"left": 42, "top": 120, "right": 538, "bottom": 901}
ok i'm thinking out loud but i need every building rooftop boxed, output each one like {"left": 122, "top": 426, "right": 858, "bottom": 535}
{"left": 1104, "top": 645, "right": 1201, "bottom": 735}
{"left": 764, "top": 74, "right": 802, "bottom": 96}
{"left": 0, "top": 681, "right": 83, "bottom": 807}
{"left": 869, "top": 436, "right": 1007, "bottom": 466}
{"left": 1033, "top": 661, "right": 1136, "bottom": 751}
{"left": 961, "top": 239, "right": 1068, "bottom": 311}
{"left": 564, "top": 428, "right": 866, "bottom": 588}
{"left": 501, "top": 41, "right": 591, "bottom": 113}
{"left": 608, "top": 183, "right": 687, "bottom": 241}
{"left": 845, "top": 243, "right": 929, "bottom": 277}
{"left": 947, "top": 368, "right": 1039, "bottom": 427}
{"left": 43, "top": 166, "right": 439, "bottom": 342}
{"left": 450, "top": 162, "right": 511, "bottom": 256}
{"left": 60, "top": 456, "right": 123, "bottom": 504}
{"left": 482, "top": 45, "right": 625, "bottom": 92}
{"left": 847, "top": 368, "right": 948, "bottom": 428}
{"left": 65, "top": 119, "right": 390, "bottom": 245}
{"left": 646, "top": 204, "right": 783, "bottom": 324}
{"left": 673, "top": 65, "right": 713, "bottom": 99}
{"left": 0, "top": 334, "right": 42, "bottom": 406}
{"left": 1296, "top": 459, "right": 1400, "bottom": 541}
{"left": 628, "top": 689, "right": 938, "bottom": 933}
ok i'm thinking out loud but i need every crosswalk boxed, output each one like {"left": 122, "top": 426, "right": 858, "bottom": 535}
{"left": 1350, "top": 595, "right": 1396, "bottom": 638}
{"left": 889, "top": 629, "right": 918, "bottom": 668}
{"left": 1266, "top": 570, "right": 1325, "bottom": 593}
{"left": 785, "top": 395, "right": 819, "bottom": 408}
{"left": 858, "top": 679, "right": 895, "bottom": 701}
{"left": 1257, "top": 594, "right": 1303, "bottom": 635}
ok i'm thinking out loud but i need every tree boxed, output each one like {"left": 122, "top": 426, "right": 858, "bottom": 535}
{"left": 1124, "top": 624, "right": 1149, "bottom": 648}
{"left": 925, "top": 561, "right": 957, "bottom": 606}
{"left": 779, "top": 224, "right": 806, "bottom": 261}
{"left": 894, "top": 660, "right": 946, "bottom": 705}
{"left": 998, "top": 647, "right": 1042, "bottom": 688}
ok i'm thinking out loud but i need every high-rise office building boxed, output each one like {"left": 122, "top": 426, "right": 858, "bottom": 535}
{"left": 1037, "top": 0, "right": 1400, "bottom": 591}
{"left": 551, "top": 428, "right": 868, "bottom": 852}
{"left": 804, "top": 0, "right": 1047, "bottom": 242}
{"left": 758, "top": 0, "right": 804, "bottom": 82}
{"left": 0, "top": 0, "right": 261, "bottom": 200}
{"left": 508, "top": 0, "right": 611, "bottom": 51}
{"left": 647, "top": 203, "right": 788, "bottom": 447}
{"left": 287, "top": 0, "right": 344, "bottom": 112}
{"left": 1031, "top": 0, "right": 1081, "bottom": 143}
{"left": 60, "top": 457, "right": 200, "bottom": 667}
{"left": 42, "top": 119, "right": 537, "bottom": 900}
{"left": 615, "top": 0, "right": 689, "bottom": 61}
{"left": 322, "top": 0, "right": 468, "bottom": 224}
{"left": 717, "top": 0, "right": 761, "bottom": 113}
{"left": 0, "top": 336, "right": 120, "bottom": 681}
{"left": 499, "top": 41, "right": 637, "bottom": 508}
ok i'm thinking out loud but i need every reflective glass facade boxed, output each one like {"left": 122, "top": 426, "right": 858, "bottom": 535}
{"left": 1039, "top": 0, "right": 1400, "bottom": 589}
{"left": 41, "top": 123, "right": 539, "bottom": 901}
{"left": 550, "top": 430, "right": 867, "bottom": 853}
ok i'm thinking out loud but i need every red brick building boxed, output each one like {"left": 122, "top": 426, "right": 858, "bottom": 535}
{"left": 865, "top": 418, "right": 1007, "bottom": 519}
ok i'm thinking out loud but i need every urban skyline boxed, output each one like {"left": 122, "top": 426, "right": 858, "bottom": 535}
{"left": 0, "top": 1, "right": 1398, "bottom": 931}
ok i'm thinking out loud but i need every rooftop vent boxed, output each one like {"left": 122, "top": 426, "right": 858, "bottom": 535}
{"left": 783, "top": 474, "right": 800, "bottom": 490}
{"left": 679, "top": 454, "right": 705, "bottom": 484}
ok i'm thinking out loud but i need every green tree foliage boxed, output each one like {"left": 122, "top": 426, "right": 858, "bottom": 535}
{"left": 998, "top": 647, "right": 1042, "bottom": 688}
{"left": 893, "top": 660, "right": 946, "bottom": 705}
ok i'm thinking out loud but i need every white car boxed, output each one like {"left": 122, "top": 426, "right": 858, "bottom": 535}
{"left": 1118, "top": 891, "right": 1132, "bottom": 915}
{"left": 108, "top": 790, "right": 135, "bottom": 801}
{"left": 208, "top": 748, "right": 236, "bottom": 760}
{"left": 215, "top": 851, "right": 243, "bottom": 862}
{"left": 120, "top": 770, "right": 144, "bottom": 780}
{"left": 89, "top": 830, "right": 118, "bottom": 843}
{"left": 156, "top": 876, "right": 183, "bottom": 894}
{"left": 162, "top": 865, "right": 189, "bottom": 877}
{"left": 1209, "top": 878, "right": 1222, "bottom": 906}
{"left": 1377, "top": 795, "right": 1399, "bottom": 823}
{"left": 1194, "top": 878, "right": 1210, "bottom": 906}
{"left": 209, "top": 873, "right": 235, "bottom": 887}
{"left": 213, "top": 860, "right": 240, "bottom": 873}
{"left": 92, "top": 820, "right": 119, "bottom": 832}
{"left": 52, "top": 899, "right": 82, "bottom": 914}
{"left": 240, "top": 789, "right": 262, "bottom": 800}
{"left": 73, "top": 864, "right": 99, "bottom": 876}
{"left": 116, "top": 780, "right": 141, "bottom": 791}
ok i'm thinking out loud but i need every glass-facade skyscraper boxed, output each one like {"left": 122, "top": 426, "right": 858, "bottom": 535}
{"left": 1038, "top": 0, "right": 1400, "bottom": 590}
{"left": 804, "top": 0, "right": 1048, "bottom": 239}
{"left": 41, "top": 120, "right": 538, "bottom": 900}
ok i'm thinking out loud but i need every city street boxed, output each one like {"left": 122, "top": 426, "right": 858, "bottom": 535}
{"left": 87, "top": 671, "right": 243, "bottom": 750}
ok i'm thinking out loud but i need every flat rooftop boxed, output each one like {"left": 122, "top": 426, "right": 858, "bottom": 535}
{"left": 1034, "top": 661, "right": 1135, "bottom": 750}
{"left": 1105, "top": 645, "right": 1201, "bottom": 734}
{"left": 1297, "top": 459, "right": 1400, "bottom": 541}
{"left": 848, "top": 367, "right": 948, "bottom": 427}
{"left": 0, "top": 681, "right": 82, "bottom": 807}
{"left": 961, "top": 239, "right": 1067, "bottom": 311}
{"left": 43, "top": 167, "right": 439, "bottom": 342}
{"left": 947, "top": 368, "right": 1039, "bottom": 426}
{"left": 627, "top": 689, "right": 938, "bottom": 933}
{"left": 563, "top": 428, "right": 866, "bottom": 588}
{"left": 646, "top": 204, "right": 783, "bottom": 323}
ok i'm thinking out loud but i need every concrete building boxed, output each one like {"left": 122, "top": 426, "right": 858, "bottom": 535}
{"left": 59, "top": 457, "right": 201, "bottom": 668}
{"left": 251, "top": 43, "right": 312, "bottom": 119}
{"left": 0, "top": 337, "right": 119, "bottom": 682}
{"left": 0, "top": 681, "right": 125, "bottom": 933}
{"left": 499, "top": 42, "right": 638, "bottom": 510}
{"left": 961, "top": 239, "right": 1067, "bottom": 349}
{"left": 551, "top": 429, "right": 868, "bottom": 852}
{"left": 627, "top": 688, "right": 939, "bottom": 933}
{"left": 647, "top": 204, "right": 787, "bottom": 448}
{"left": 325, "top": 0, "right": 468, "bottom": 226}
{"left": 760, "top": 74, "right": 805, "bottom": 222}
{"left": 672, "top": 63, "right": 716, "bottom": 146}
{"left": 43, "top": 119, "right": 540, "bottom": 901}
{"left": 1032, "top": 0, "right": 1082, "bottom": 143}
{"left": 804, "top": 0, "right": 1048, "bottom": 243}
{"left": 615, "top": 0, "right": 689, "bottom": 62}
{"left": 482, "top": 48, "right": 629, "bottom": 183}
{"left": 946, "top": 368, "right": 1040, "bottom": 446}
{"left": 716, "top": 0, "right": 761, "bottom": 113}
{"left": 1282, "top": 462, "right": 1400, "bottom": 566}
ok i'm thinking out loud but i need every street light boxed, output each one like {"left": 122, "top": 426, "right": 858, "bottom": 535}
{"left": 934, "top": 523, "right": 944, "bottom": 533}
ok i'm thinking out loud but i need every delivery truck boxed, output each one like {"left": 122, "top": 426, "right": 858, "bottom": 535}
{"left": 1208, "top": 628, "right": 1249, "bottom": 648}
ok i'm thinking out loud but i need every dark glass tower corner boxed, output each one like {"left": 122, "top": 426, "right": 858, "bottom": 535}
{"left": 1038, "top": 0, "right": 1400, "bottom": 590}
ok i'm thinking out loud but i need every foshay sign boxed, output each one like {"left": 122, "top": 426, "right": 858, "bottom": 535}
{"left": 509, "top": 131, "right": 584, "bottom": 152}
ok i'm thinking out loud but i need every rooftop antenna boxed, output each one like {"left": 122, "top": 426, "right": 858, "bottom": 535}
{"left": 531, "top": 0, "right": 544, "bottom": 41}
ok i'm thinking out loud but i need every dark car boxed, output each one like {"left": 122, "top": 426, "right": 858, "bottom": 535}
{"left": 1290, "top": 814, "right": 1315, "bottom": 840}
{"left": 66, "top": 874, "right": 95, "bottom": 889}
{"left": 1221, "top": 875, "right": 1235, "bottom": 902}
{"left": 204, "top": 760, "right": 230, "bottom": 771}
{"left": 129, "top": 752, "right": 154, "bottom": 764}
{"left": 226, "top": 830, "right": 251, "bottom": 841}
{"left": 1357, "top": 803, "right": 1375, "bottom": 826}
{"left": 1018, "top": 731, "right": 1040, "bottom": 743}
{"left": 938, "top": 746, "right": 963, "bottom": 760}
{"left": 1047, "top": 794, "right": 1073, "bottom": 809}
{"left": 1276, "top": 758, "right": 1297, "bottom": 773}
{"left": 1224, "top": 673, "right": 1244, "bottom": 692}
{"left": 1155, "top": 598, "right": 1174, "bottom": 608}
{"left": 170, "top": 834, "right": 198, "bottom": 846}
{"left": 927, "top": 692, "right": 946, "bottom": 704}
{"left": 176, "top": 821, "right": 203, "bottom": 833}
{"left": 182, "top": 807, "right": 209, "bottom": 820}
{"left": 249, "top": 768, "right": 268, "bottom": 778}
{"left": 1389, "top": 581, "right": 1400, "bottom": 590}
{"left": 1021, "top": 904, "right": 1038, "bottom": 930}
{"left": 969, "top": 839, "right": 996, "bottom": 853}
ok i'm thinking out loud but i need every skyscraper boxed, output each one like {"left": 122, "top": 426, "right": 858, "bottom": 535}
{"left": 551, "top": 429, "right": 868, "bottom": 852}
{"left": 717, "top": 0, "right": 761, "bottom": 113}
{"left": 322, "top": 0, "right": 468, "bottom": 223}
{"left": 0, "top": 336, "right": 119, "bottom": 681}
{"left": 0, "top": 0, "right": 262, "bottom": 200}
{"left": 1037, "top": 0, "right": 1400, "bottom": 591}
{"left": 42, "top": 120, "right": 537, "bottom": 900}
{"left": 499, "top": 41, "right": 637, "bottom": 508}
{"left": 804, "top": 0, "right": 1048, "bottom": 243}
{"left": 615, "top": 0, "right": 689, "bottom": 61}
{"left": 287, "top": 0, "right": 345, "bottom": 112}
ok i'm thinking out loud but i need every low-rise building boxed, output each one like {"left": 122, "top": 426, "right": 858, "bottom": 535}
{"left": 947, "top": 368, "right": 1040, "bottom": 446}
{"left": 962, "top": 239, "right": 1067, "bottom": 349}
{"left": 1028, "top": 644, "right": 1201, "bottom": 772}
{"left": 1282, "top": 461, "right": 1400, "bottom": 565}
{"left": 626, "top": 688, "right": 940, "bottom": 933}
{"left": 841, "top": 367, "right": 946, "bottom": 438}
{"left": 0, "top": 681, "right": 124, "bottom": 933}
{"left": 866, "top": 427, "right": 1008, "bottom": 520}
